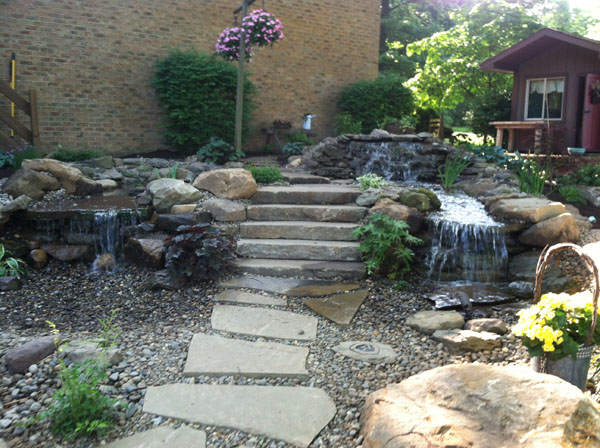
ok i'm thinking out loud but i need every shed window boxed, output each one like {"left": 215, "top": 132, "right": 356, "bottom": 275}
{"left": 525, "top": 77, "right": 564, "bottom": 120}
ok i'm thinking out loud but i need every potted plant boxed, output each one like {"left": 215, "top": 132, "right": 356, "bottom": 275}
{"left": 513, "top": 243, "right": 600, "bottom": 390}
{"left": 272, "top": 118, "right": 292, "bottom": 129}
{"left": 590, "top": 80, "right": 600, "bottom": 104}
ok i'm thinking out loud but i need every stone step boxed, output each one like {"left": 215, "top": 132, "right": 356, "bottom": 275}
{"left": 237, "top": 239, "right": 361, "bottom": 261}
{"left": 281, "top": 171, "right": 330, "bottom": 184}
{"left": 211, "top": 304, "right": 318, "bottom": 340}
{"left": 247, "top": 204, "right": 367, "bottom": 222}
{"left": 233, "top": 259, "right": 366, "bottom": 280}
{"left": 106, "top": 426, "right": 206, "bottom": 448}
{"left": 183, "top": 334, "right": 309, "bottom": 378}
{"left": 143, "top": 384, "right": 336, "bottom": 448}
{"left": 252, "top": 185, "right": 361, "bottom": 205}
{"left": 240, "top": 221, "right": 358, "bottom": 241}
{"left": 220, "top": 275, "right": 361, "bottom": 297}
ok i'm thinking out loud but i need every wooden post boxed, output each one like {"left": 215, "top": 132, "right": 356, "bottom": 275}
{"left": 234, "top": 0, "right": 248, "bottom": 153}
{"left": 495, "top": 128, "right": 504, "bottom": 148}
{"left": 29, "top": 89, "right": 40, "bottom": 148}
{"left": 508, "top": 128, "right": 515, "bottom": 151}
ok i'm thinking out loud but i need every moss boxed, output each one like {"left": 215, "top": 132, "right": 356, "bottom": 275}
{"left": 416, "top": 188, "right": 441, "bottom": 210}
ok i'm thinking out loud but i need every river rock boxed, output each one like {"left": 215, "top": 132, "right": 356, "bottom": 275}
{"left": 74, "top": 177, "right": 104, "bottom": 196}
{"left": 369, "top": 198, "right": 423, "bottom": 233}
{"left": 3, "top": 335, "right": 60, "bottom": 373}
{"left": 203, "top": 198, "right": 246, "bottom": 222}
{"left": 518, "top": 213, "right": 580, "bottom": 247}
{"left": 29, "top": 249, "right": 48, "bottom": 269}
{"left": 94, "top": 253, "right": 116, "bottom": 271}
{"left": 192, "top": 169, "right": 257, "bottom": 199}
{"left": 124, "top": 238, "right": 165, "bottom": 268}
{"left": 97, "top": 179, "right": 118, "bottom": 191}
{"left": 153, "top": 269, "right": 187, "bottom": 290}
{"left": 41, "top": 244, "right": 94, "bottom": 262}
{"left": 22, "top": 158, "right": 84, "bottom": 194}
{"left": 405, "top": 310, "right": 464, "bottom": 335}
{"left": 432, "top": 329, "right": 501, "bottom": 352}
{"left": 355, "top": 191, "right": 381, "bottom": 207}
{"left": 464, "top": 318, "right": 507, "bottom": 335}
{"left": 0, "top": 194, "right": 32, "bottom": 213}
{"left": 60, "top": 340, "right": 122, "bottom": 367}
{"left": 360, "top": 364, "right": 600, "bottom": 448}
{"left": 0, "top": 276, "right": 21, "bottom": 291}
{"left": 146, "top": 178, "right": 203, "bottom": 213}
{"left": 156, "top": 211, "right": 211, "bottom": 232}
{"left": 2, "top": 169, "right": 59, "bottom": 199}
{"left": 395, "top": 190, "right": 432, "bottom": 212}
{"left": 489, "top": 197, "right": 565, "bottom": 223}
{"left": 96, "top": 168, "right": 124, "bottom": 181}
{"left": 171, "top": 204, "right": 197, "bottom": 214}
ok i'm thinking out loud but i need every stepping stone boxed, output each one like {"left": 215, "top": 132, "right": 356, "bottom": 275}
{"left": 211, "top": 305, "right": 318, "bottom": 340}
{"left": 214, "top": 290, "right": 286, "bottom": 306}
{"left": 281, "top": 172, "right": 330, "bottom": 184}
{"left": 106, "top": 426, "right": 205, "bottom": 447}
{"left": 143, "top": 384, "right": 336, "bottom": 448}
{"left": 432, "top": 329, "right": 502, "bottom": 353}
{"left": 220, "top": 275, "right": 360, "bottom": 297}
{"left": 233, "top": 259, "right": 366, "bottom": 281}
{"left": 304, "top": 289, "right": 368, "bottom": 325}
{"left": 237, "top": 238, "right": 361, "bottom": 261}
{"left": 183, "top": 334, "right": 309, "bottom": 378}
{"left": 332, "top": 341, "right": 398, "bottom": 364}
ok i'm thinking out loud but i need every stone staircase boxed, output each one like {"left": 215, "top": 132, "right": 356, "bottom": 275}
{"left": 234, "top": 184, "right": 368, "bottom": 280}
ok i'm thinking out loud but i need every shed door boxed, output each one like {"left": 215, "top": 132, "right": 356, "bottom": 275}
{"left": 582, "top": 73, "right": 600, "bottom": 151}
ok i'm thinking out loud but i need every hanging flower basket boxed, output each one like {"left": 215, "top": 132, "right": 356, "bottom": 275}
{"left": 241, "top": 9, "right": 284, "bottom": 47}
{"left": 513, "top": 243, "right": 600, "bottom": 390}
{"left": 216, "top": 27, "right": 253, "bottom": 62}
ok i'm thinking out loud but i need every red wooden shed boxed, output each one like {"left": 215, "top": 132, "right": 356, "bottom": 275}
{"left": 481, "top": 28, "right": 600, "bottom": 154}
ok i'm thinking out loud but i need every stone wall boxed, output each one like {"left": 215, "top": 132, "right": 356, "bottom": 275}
{"left": 0, "top": 0, "right": 380, "bottom": 154}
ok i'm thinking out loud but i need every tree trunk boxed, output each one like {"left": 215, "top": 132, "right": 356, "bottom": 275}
{"left": 380, "top": 0, "right": 390, "bottom": 56}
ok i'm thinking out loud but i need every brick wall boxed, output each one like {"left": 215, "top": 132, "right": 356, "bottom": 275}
{"left": 0, "top": 0, "right": 380, "bottom": 155}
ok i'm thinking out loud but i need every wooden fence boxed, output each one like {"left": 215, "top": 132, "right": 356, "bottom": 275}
{"left": 0, "top": 79, "right": 39, "bottom": 148}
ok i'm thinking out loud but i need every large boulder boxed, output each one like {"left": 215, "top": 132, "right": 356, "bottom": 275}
{"left": 360, "top": 364, "right": 600, "bottom": 448}
{"left": 3, "top": 335, "right": 61, "bottom": 373}
{"left": 489, "top": 197, "right": 565, "bottom": 223}
{"left": 41, "top": 244, "right": 94, "bottom": 262}
{"left": 22, "top": 158, "right": 83, "bottom": 194}
{"left": 192, "top": 169, "right": 257, "bottom": 199}
{"left": 146, "top": 178, "right": 203, "bottom": 213}
{"left": 369, "top": 198, "right": 423, "bottom": 233}
{"left": 518, "top": 213, "right": 579, "bottom": 247}
{"left": 2, "top": 169, "right": 59, "bottom": 199}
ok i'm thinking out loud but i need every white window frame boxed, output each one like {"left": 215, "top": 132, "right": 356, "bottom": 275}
{"left": 524, "top": 77, "right": 564, "bottom": 121}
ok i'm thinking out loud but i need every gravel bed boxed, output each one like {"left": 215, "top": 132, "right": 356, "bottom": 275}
{"left": 1, "top": 261, "right": 532, "bottom": 447}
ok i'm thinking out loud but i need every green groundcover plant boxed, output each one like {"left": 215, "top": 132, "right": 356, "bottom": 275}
{"left": 0, "top": 244, "right": 27, "bottom": 278}
{"left": 246, "top": 165, "right": 283, "bottom": 184}
{"left": 357, "top": 173, "right": 387, "bottom": 190}
{"left": 353, "top": 212, "right": 422, "bottom": 280}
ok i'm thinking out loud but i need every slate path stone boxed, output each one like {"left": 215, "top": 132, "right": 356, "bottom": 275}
{"left": 3, "top": 335, "right": 60, "bottom": 373}
{"left": 304, "top": 289, "right": 369, "bottom": 325}
{"left": 143, "top": 384, "right": 336, "bottom": 448}
{"left": 220, "top": 275, "right": 360, "bottom": 297}
{"left": 183, "top": 334, "right": 309, "bottom": 378}
{"left": 332, "top": 341, "right": 397, "bottom": 364}
{"left": 211, "top": 305, "right": 317, "bottom": 340}
{"left": 106, "top": 425, "right": 206, "bottom": 448}
{"left": 214, "top": 290, "right": 286, "bottom": 306}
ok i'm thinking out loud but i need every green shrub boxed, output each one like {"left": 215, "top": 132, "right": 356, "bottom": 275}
{"left": 38, "top": 360, "right": 121, "bottom": 439}
{"left": 282, "top": 142, "right": 306, "bottom": 155}
{"left": 0, "top": 151, "right": 14, "bottom": 168}
{"left": 439, "top": 150, "right": 470, "bottom": 190}
{"left": 8, "top": 143, "right": 41, "bottom": 169}
{"left": 353, "top": 212, "right": 422, "bottom": 280}
{"left": 152, "top": 49, "right": 256, "bottom": 154}
{"left": 378, "top": 115, "right": 417, "bottom": 134}
{"left": 338, "top": 73, "right": 414, "bottom": 134}
{"left": 246, "top": 165, "right": 283, "bottom": 184}
{"left": 357, "top": 173, "right": 387, "bottom": 190}
{"left": 516, "top": 160, "right": 550, "bottom": 196}
{"left": 286, "top": 132, "right": 313, "bottom": 146}
{"left": 164, "top": 224, "right": 236, "bottom": 283}
{"left": 558, "top": 165, "right": 600, "bottom": 187}
{"left": 0, "top": 244, "right": 27, "bottom": 278}
{"left": 51, "top": 145, "right": 103, "bottom": 162}
{"left": 559, "top": 186, "right": 586, "bottom": 205}
{"left": 197, "top": 138, "right": 244, "bottom": 165}
{"left": 334, "top": 113, "right": 363, "bottom": 135}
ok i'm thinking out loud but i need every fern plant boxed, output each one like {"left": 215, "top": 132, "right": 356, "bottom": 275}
{"left": 353, "top": 212, "right": 422, "bottom": 280}
{"left": 357, "top": 173, "right": 387, "bottom": 190}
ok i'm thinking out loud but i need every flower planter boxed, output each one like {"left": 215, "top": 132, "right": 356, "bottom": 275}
{"left": 532, "top": 344, "right": 594, "bottom": 390}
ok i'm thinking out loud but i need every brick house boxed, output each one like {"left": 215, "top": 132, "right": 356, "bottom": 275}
{"left": 0, "top": 0, "right": 381, "bottom": 154}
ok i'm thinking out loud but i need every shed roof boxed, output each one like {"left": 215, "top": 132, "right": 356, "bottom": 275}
{"left": 480, "top": 28, "right": 600, "bottom": 73}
